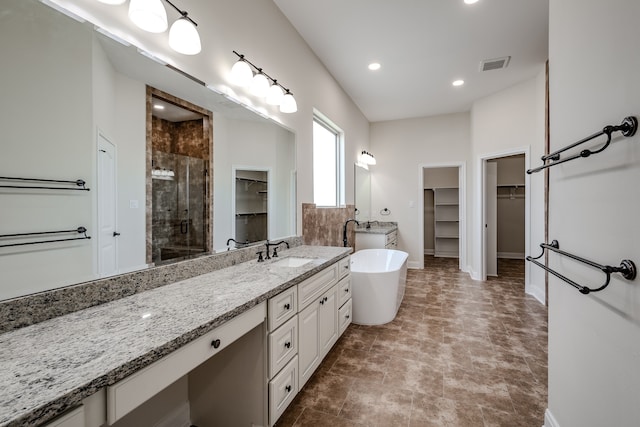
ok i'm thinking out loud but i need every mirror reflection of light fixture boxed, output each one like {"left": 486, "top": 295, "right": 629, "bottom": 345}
{"left": 97, "top": 0, "right": 127, "bottom": 4}
{"left": 230, "top": 51, "right": 297, "bottom": 113}
{"left": 360, "top": 150, "right": 376, "bottom": 165}
{"left": 355, "top": 161, "right": 369, "bottom": 170}
{"left": 128, "top": 0, "right": 168, "bottom": 33}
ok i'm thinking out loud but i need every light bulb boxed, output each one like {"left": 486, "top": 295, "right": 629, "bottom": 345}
{"left": 266, "top": 83, "right": 284, "bottom": 105}
{"left": 279, "top": 92, "right": 297, "bottom": 113}
{"left": 250, "top": 73, "right": 270, "bottom": 97}
{"left": 97, "top": 0, "right": 126, "bottom": 4}
{"left": 230, "top": 59, "right": 253, "bottom": 87}
{"left": 169, "top": 17, "right": 201, "bottom": 55}
{"left": 128, "top": 0, "right": 168, "bottom": 33}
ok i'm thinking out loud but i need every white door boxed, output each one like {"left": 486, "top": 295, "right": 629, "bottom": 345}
{"left": 98, "top": 133, "right": 118, "bottom": 277}
{"left": 485, "top": 161, "right": 498, "bottom": 277}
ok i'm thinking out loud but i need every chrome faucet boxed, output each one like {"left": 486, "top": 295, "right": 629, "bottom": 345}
{"left": 343, "top": 219, "right": 359, "bottom": 247}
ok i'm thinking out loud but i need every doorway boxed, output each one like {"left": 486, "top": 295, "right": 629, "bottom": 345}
{"left": 418, "top": 163, "right": 466, "bottom": 270}
{"left": 481, "top": 149, "right": 530, "bottom": 282}
{"left": 233, "top": 169, "right": 270, "bottom": 245}
{"left": 146, "top": 87, "right": 213, "bottom": 265}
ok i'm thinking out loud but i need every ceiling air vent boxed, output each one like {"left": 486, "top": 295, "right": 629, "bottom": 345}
{"left": 480, "top": 56, "right": 511, "bottom": 72}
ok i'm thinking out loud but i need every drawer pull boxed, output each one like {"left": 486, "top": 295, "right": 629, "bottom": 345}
{"left": 284, "top": 341, "right": 291, "bottom": 349}
{"left": 319, "top": 296, "right": 328, "bottom": 305}
{"left": 285, "top": 385, "right": 292, "bottom": 393}
{"left": 346, "top": 315, "right": 350, "bottom": 319}
{"left": 211, "top": 339, "right": 221, "bottom": 349}
{"left": 343, "top": 265, "right": 349, "bottom": 269}
{"left": 344, "top": 288, "right": 349, "bottom": 292}
{"left": 284, "top": 303, "right": 291, "bottom": 310}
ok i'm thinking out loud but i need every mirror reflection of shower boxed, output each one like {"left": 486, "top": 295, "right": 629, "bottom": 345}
{"left": 151, "top": 96, "right": 211, "bottom": 264}
{"left": 234, "top": 169, "right": 268, "bottom": 245}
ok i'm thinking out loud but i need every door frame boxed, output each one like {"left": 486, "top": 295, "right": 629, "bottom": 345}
{"left": 418, "top": 162, "right": 467, "bottom": 271}
{"left": 477, "top": 146, "right": 531, "bottom": 285}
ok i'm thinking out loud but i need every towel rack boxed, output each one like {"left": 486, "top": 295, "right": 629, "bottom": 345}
{"left": 526, "top": 240, "right": 636, "bottom": 294}
{"left": 0, "top": 227, "right": 91, "bottom": 248}
{"left": 0, "top": 176, "right": 90, "bottom": 191}
{"left": 527, "top": 116, "right": 637, "bottom": 174}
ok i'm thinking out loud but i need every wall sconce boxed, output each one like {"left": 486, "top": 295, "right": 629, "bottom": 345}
{"left": 97, "top": 0, "right": 201, "bottom": 55}
{"left": 230, "top": 51, "right": 298, "bottom": 113}
{"left": 360, "top": 150, "right": 376, "bottom": 165}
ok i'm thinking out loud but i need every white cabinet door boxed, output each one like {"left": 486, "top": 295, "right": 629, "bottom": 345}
{"left": 318, "top": 285, "right": 338, "bottom": 358}
{"left": 298, "top": 300, "right": 320, "bottom": 389}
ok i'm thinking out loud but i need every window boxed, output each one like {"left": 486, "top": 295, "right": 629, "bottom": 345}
{"left": 313, "top": 114, "right": 344, "bottom": 207}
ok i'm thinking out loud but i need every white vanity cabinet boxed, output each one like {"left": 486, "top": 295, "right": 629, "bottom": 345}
{"left": 43, "top": 407, "right": 84, "bottom": 427}
{"left": 355, "top": 228, "right": 398, "bottom": 250}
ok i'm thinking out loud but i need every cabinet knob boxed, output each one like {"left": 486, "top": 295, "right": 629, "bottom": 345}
{"left": 346, "top": 315, "right": 350, "bottom": 319}
{"left": 319, "top": 299, "right": 324, "bottom": 305}
{"left": 284, "top": 303, "right": 291, "bottom": 310}
{"left": 284, "top": 341, "right": 291, "bottom": 349}
{"left": 211, "top": 339, "right": 221, "bottom": 349}
{"left": 344, "top": 288, "right": 349, "bottom": 292}
{"left": 324, "top": 297, "right": 328, "bottom": 302}
{"left": 285, "top": 385, "right": 292, "bottom": 393}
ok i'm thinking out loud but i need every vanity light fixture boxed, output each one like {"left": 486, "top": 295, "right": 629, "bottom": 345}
{"left": 464, "top": 0, "right": 480, "bottom": 4}
{"left": 230, "top": 51, "right": 298, "bottom": 113}
{"left": 99, "top": 0, "right": 201, "bottom": 55}
{"left": 360, "top": 150, "right": 376, "bottom": 165}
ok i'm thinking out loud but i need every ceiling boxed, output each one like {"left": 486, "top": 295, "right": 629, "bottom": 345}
{"left": 273, "top": 0, "right": 549, "bottom": 122}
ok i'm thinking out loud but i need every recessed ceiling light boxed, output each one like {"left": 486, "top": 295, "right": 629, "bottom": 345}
{"left": 464, "top": 0, "right": 479, "bottom": 4}
{"left": 153, "top": 104, "right": 165, "bottom": 110}
{"left": 368, "top": 62, "right": 381, "bottom": 71}
{"left": 452, "top": 79, "right": 465, "bottom": 87}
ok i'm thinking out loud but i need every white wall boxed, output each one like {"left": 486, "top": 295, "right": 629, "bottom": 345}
{"left": 547, "top": 0, "right": 640, "bottom": 426}
{"left": 213, "top": 116, "right": 296, "bottom": 252}
{"left": 370, "top": 113, "right": 471, "bottom": 269}
{"left": 470, "top": 73, "right": 546, "bottom": 301}
{"left": 0, "top": 1, "right": 95, "bottom": 299}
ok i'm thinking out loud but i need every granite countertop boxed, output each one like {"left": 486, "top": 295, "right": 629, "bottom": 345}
{"left": 355, "top": 222, "right": 397, "bottom": 235}
{"left": 0, "top": 245, "right": 350, "bottom": 427}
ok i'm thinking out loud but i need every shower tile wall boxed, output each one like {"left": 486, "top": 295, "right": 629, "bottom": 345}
{"left": 302, "top": 203, "right": 356, "bottom": 249}
{"left": 151, "top": 117, "right": 208, "bottom": 262}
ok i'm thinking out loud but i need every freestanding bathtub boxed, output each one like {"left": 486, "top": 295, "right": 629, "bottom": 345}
{"left": 350, "top": 249, "right": 409, "bottom": 325}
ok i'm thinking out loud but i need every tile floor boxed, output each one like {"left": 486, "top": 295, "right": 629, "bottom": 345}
{"left": 276, "top": 256, "right": 548, "bottom": 427}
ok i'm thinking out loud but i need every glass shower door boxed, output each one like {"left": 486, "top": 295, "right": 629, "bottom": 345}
{"left": 152, "top": 152, "right": 205, "bottom": 264}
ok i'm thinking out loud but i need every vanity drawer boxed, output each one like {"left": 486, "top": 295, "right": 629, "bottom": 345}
{"left": 269, "top": 315, "right": 298, "bottom": 378}
{"left": 297, "top": 263, "right": 338, "bottom": 309}
{"left": 338, "top": 256, "right": 350, "bottom": 279}
{"left": 106, "top": 302, "right": 266, "bottom": 424}
{"left": 43, "top": 406, "right": 84, "bottom": 427}
{"left": 269, "top": 355, "right": 298, "bottom": 426}
{"left": 268, "top": 286, "right": 297, "bottom": 331}
{"left": 337, "top": 275, "right": 351, "bottom": 308}
{"left": 385, "top": 230, "right": 397, "bottom": 245}
{"left": 338, "top": 298, "right": 352, "bottom": 336}
{"left": 385, "top": 240, "right": 397, "bottom": 249}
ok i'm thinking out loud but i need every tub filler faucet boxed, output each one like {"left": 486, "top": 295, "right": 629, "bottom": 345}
{"left": 343, "top": 219, "right": 359, "bottom": 247}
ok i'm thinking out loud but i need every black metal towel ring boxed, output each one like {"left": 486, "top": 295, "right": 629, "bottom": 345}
{"left": 527, "top": 116, "right": 638, "bottom": 174}
{"left": 526, "top": 240, "right": 636, "bottom": 294}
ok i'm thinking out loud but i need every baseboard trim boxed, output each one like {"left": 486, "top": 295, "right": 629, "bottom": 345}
{"left": 526, "top": 284, "right": 546, "bottom": 305}
{"left": 423, "top": 249, "right": 435, "bottom": 255}
{"left": 408, "top": 261, "right": 421, "bottom": 269}
{"left": 544, "top": 408, "right": 559, "bottom": 427}
{"left": 497, "top": 252, "right": 525, "bottom": 259}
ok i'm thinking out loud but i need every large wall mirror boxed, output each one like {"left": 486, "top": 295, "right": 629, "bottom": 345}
{"left": 354, "top": 164, "right": 371, "bottom": 221}
{"left": 0, "top": 0, "right": 296, "bottom": 301}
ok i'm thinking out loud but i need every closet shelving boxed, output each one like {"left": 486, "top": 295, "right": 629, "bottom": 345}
{"left": 434, "top": 187, "right": 459, "bottom": 258}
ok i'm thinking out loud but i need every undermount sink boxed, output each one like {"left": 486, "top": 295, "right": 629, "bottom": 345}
{"left": 270, "top": 257, "right": 313, "bottom": 268}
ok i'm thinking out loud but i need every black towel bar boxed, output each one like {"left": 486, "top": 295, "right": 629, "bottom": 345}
{"left": 526, "top": 240, "right": 636, "bottom": 294}
{"left": 0, "top": 176, "right": 90, "bottom": 191}
{"left": 527, "top": 116, "right": 637, "bottom": 174}
{"left": 0, "top": 227, "right": 91, "bottom": 248}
